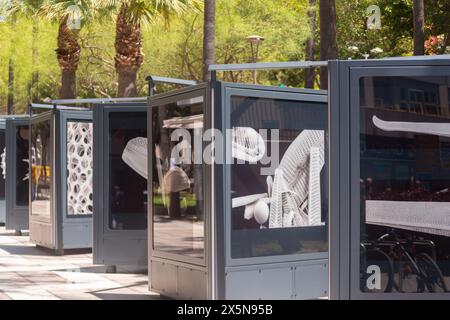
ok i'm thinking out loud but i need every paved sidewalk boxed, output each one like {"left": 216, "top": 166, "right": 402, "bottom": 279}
{"left": 0, "top": 227, "right": 160, "bottom": 300}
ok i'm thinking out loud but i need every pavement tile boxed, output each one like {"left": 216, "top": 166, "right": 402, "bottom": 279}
{"left": 0, "top": 226, "right": 160, "bottom": 300}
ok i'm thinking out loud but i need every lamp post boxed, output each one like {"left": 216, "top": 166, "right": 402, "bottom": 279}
{"left": 247, "top": 35, "right": 264, "bottom": 84}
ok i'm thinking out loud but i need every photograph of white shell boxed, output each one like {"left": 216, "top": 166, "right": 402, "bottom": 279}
{"left": 122, "top": 137, "right": 148, "bottom": 179}
{"left": 232, "top": 127, "right": 266, "bottom": 162}
{"left": 67, "top": 122, "right": 93, "bottom": 215}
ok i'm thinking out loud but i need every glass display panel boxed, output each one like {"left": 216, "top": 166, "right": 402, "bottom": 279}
{"left": 31, "top": 120, "right": 51, "bottom": 217}
{"left": 230, "top": 96, "right": 328, "bottom": 259}
{"left": 151, "top": 96, "right": 204, "bottom": 259}
{"left": 108, "top": 112, "right": 147, "bottom": 230}
{"left": 359, "top": 76, "right": 450, "bottom": 293}
{"left": 16, "top": 125, "right": 29, "bottom": 206}
{"left": 67, "top": 121, "right": 93, "bottom": 215}
{"left": 0, "top": 130, "right": 5, "bottom": 200}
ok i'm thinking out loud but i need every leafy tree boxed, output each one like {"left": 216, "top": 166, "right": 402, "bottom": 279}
{"left": 38, "top": 0, "right": 112, "bottom": 98}
{"left": 424, "top": 0, "right": 450, "bottom": 55}
{"left": 97, "top": 0, "right": 202, "bottom": 97}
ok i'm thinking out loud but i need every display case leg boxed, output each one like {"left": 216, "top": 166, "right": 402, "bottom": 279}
{"left": 55, "top": 249, "right": 64, "bottom": 256}
{"left": 14, "top": 230, "right": 22, "bottom": 236}
{"left": 106, "top": 265, "right": 117, "bottom": 273}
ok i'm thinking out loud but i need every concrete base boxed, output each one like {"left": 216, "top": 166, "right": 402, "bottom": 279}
{"left": 106, "top": 265, "right": 117, "bottom": 273}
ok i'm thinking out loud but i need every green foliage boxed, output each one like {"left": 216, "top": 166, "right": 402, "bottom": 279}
{"left": 0, "top": 0, "right": 449, "bottom": 113}
{"left": 336, "top": 0, "right": 414, "bottom": 59}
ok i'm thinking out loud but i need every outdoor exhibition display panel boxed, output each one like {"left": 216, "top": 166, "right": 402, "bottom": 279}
{"left": 5, "top": 116, "right": 30, "bottom": 233}
{"left": 29, "top": 109, "right": 93, "bottom": 253}
{"left": 148, "top": 82, "right": 329, "bottom": 300}
{"left": 329, "top": 55, "right": 450, "bottom": 299}
{"left": 93, "top": 102, "right": 148, "bottom": 267}
{"left": 0, "top": 118, "right": 7, "bottom": 224}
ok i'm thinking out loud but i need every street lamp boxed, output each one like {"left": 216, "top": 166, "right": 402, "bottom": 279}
{"left": 247, "top": 35, "right": 264, "bottom": 84}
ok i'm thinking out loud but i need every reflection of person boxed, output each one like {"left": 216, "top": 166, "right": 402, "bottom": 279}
{"left": 112, "top": 185, "right": 125, "bottom": 211}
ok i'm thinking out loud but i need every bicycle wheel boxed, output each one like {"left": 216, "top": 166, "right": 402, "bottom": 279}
{"left": 415, "top": 252, "right": 448, "bottom": 293}
{"left": 361, "top": 248, "right": 395, "bottom": 293}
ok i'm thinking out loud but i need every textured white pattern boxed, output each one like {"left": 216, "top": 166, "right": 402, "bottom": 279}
{"left": 232, "top": 130, "right": 326, "bottom": 228}
{"left": 308, "top": 146, "right": 325, "bottom": 226}
{"left": 1, "top": 147, "right": 5, "bottom": 179}
{"left": 269, "top": 130, "right": 324, "bottom": 228}
{"left": 366, "top": 200, "right": 450, "bottom": 237}
{"left": 67, "top": 122, "right": 93, "bottom": 215}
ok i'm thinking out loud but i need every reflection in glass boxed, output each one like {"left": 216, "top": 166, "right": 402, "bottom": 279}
{"left": 0, "top": 131, "right": 5, "bottom": 200}
{"left": 67, "top": 121, "right": 93, "bottom": 215}
{"left": 31, "top": 121, "right": 51, "bottom": 217}
{"left": 152, "top": 96, "right": 204, "bottom": 259}
{"left": 230, "top": 96, "right": 328, "bottom": 259}
{"left": 109, "top": 112, "right": 147, "bottom": 230}
{"left": 360, "top": 76, "right": 450, "bottom": 293}
{"left": 16, "top": 125, "right": 29, "bottom": 206}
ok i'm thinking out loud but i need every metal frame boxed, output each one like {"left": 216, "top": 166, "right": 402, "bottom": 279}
{"left": 216, "top": 81, "right": 329, "bottom": 299}
{"left": 146, "top": 76, "right": 197, "bottom": 96}
{"left": 0, "top": 117, "right": 8, "bottom": 224}
{"left": 148, "top": 84, "right": 212, "bottom": 298}
{"left": 328, "top": 55, "right": 450, "bottom": 300}
{"left": 93, "top": 102, "right": 148, "bottom": 266}
{"left": 220, "top": 83, "right": 328, "bottom": 268}
{"left": 5, "top": 115, "right": 30, "bottom": 232}
{"left": 147, "top": 70, "right": 330, "bottom": 299}
{"left": 93, "top": 77, "right": 196, "bottom": 268}
{"left": 209, "top": 61, "right": 328, "bottom": 72}
{"left": 28, "top": 108, "right": 93, "bottom": 253}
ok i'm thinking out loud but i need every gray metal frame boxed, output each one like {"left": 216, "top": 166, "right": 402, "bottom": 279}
{"left": 5, "top": 115, "right": 30, "bottom": 232}
{"left": 28, "top": 109, "right": 93, "bottom": 252}
{"left": 93, "top": 102, "right": 148, "bottom": 266}
{"left": 148, "top": 84, "right": 212, "bottom": 299}
{"left": 328, "top": 55, "right": 450, "bottom": 300}
{"left": 221, "top": 83, "right": 328, "bottom": 267}
{"left": 0, "top": 118, "right": 7, "bottom": 224}
{"left": 147, "top": 79, "right": 330, "bottom": 299}
{"left": 216, "top": 81, "right": 329, "bottom": 299}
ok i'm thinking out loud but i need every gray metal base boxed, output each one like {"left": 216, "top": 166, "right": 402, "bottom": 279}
{"left": 224, "top": 259, "right": 328, "bottom": 300}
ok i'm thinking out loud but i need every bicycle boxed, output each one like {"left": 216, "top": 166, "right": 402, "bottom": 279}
{"left": 376, "top": 229, "right": 448, "bottom": 293}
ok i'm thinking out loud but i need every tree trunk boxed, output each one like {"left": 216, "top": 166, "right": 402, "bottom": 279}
{"left": 413, "top": 0, "right": 425, "bottom": 55}
{"left": 7, "top": 12, "right": 16, "bottom": 115}
{"left": 118, "top": 69, "right": 138, "bottom": 97}
{"left": 319, "top": 0, "right": 338, "bottom": 90}
{"left": 7, "top": 58, "right": 14, "bottom": 115}
{"left": 56, "top": 17, "right": 80, "bottom": 99}
{"left": 304, "top": 0, "right": 316, "bottom": 89}
{"left": 115, "top": 3, "right": 144, "bottom": 97}
{"left": 60, "top": 69, "right": 77, "bottom": 100}
{"left": 29, "top": 21, "right": 39, "bottom": 102}
{"left": 202, "top": 0, "right": 216, "bottom": 82}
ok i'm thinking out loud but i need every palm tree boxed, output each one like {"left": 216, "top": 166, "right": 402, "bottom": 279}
{"left": 202, "top": 0, "right": 215, "bottom": 82}
{"left": 319, "top": 0, "right": 338, "bottom": 90}
{"left": 413, "top": 0, "right": 425, "bottom": 55}
{"left": 99, "top": 0, "right": 202, "bottom": 97}
{"left": 38, "top": 1, "right": 109, "bottom": 99}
